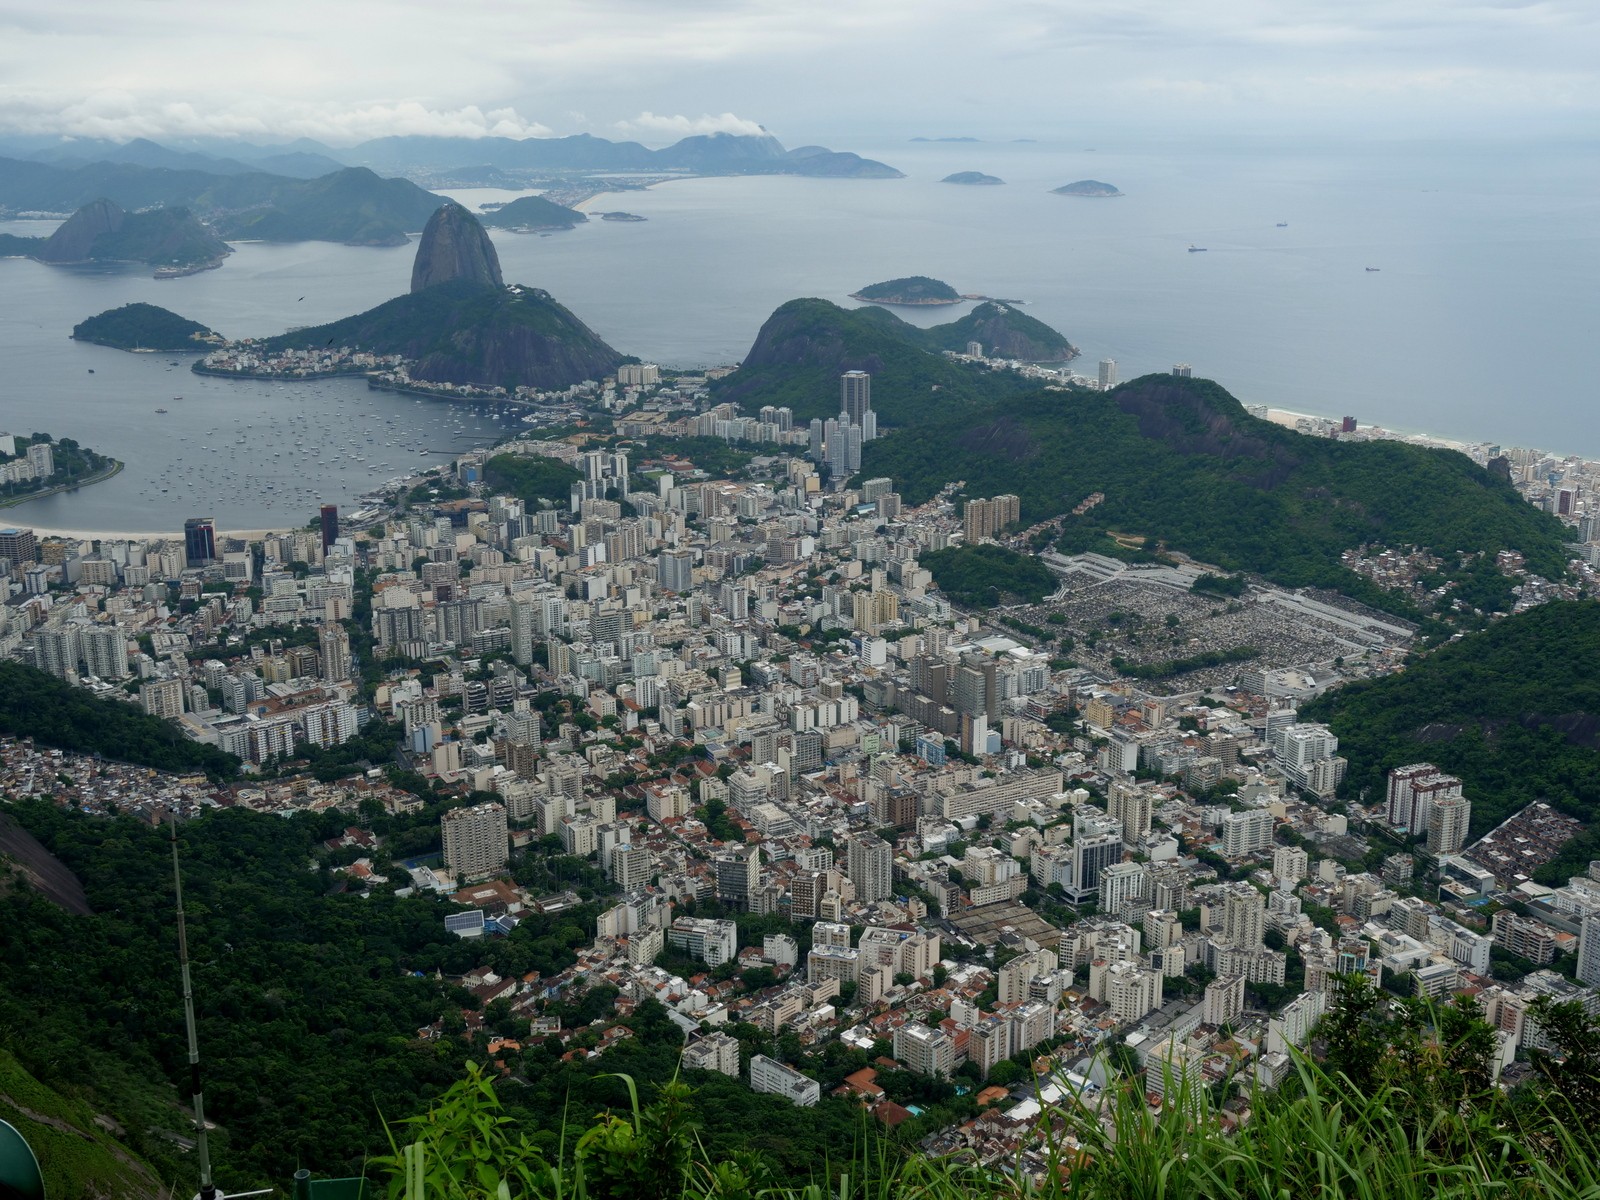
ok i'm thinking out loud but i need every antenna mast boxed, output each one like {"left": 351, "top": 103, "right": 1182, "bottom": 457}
{"left": 170, "top": 814, "right": 217, "bottom": 1200}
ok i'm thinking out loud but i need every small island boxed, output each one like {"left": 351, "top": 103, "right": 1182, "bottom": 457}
{"left": 72, "top": 303, "right": 222, "bottom": 352}
{"left": 849, "top": 276, "right": 963, "bottom": 306}
{"left": 478, "top": 195, "right": 587, "bottom": 232}
{"left": 598, "top": 212, "right": 647, "bottom": 222}
{"left": 1052, "top": 179, "right": 1123, "bottom": 198}
{"left": 941, "top": 171, "right": 1005, "bottom": 186}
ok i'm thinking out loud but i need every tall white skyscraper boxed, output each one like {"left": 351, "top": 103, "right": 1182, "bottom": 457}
{"left": 1099, "top": 359, "right": 1118, "bottom": 389}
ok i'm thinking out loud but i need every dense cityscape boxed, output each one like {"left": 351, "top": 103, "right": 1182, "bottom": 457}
{"left": 3, "top": 351, "right": 1599, "bottom": 1189}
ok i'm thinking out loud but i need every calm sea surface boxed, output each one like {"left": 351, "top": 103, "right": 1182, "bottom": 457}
{"left": 1, "top": 134, "right": 1596, "bottom": 532}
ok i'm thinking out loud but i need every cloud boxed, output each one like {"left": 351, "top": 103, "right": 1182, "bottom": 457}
{"left": 0, "top": 95, "right": 553, "bottom": 145}
{"left": 614, "top": 112, "right": 768, "bottom": 138}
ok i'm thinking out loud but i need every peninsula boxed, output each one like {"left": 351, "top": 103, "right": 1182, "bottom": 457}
{"left": 849, "top": 276, "right": 963, "bottom": 306}
{"left": 195, "top": 201, "right": 623, "bottom": 394}
{"left": 1052, "top": 179, "right": 1123, "bottom": 197}
{"left": 0, "top": 432, "right": 120, "bottom": 508}
{"left": 941, "top": 171, "right": 1005, "bottom": 185}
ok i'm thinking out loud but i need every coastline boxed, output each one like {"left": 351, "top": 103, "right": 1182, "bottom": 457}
{"left": 0, "top": 458, "right": 124, "bottom": 511}
{"left": 29, "top": 522, "right": 306, "bottom": 541}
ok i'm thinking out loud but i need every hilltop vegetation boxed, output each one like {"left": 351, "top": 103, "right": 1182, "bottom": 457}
{"left": 850, "top": 276, "right": 961, "bottom": 304}
{"left": 923, "top": 543, "right": 1056, "bottom": 605}
{"left": 715, "top": 298, "right": 1044, "bottom": 425}
{"left": 262, "top": 277, "right": 623, "bottom": 391}
{"left": 482, "top": 453, "right": 583, "bottom": 505}
{"left": 0, "top": 661, "right": 240, "bottom": 779}
{"left": 72, "top": 302, "right": 218, "bottom": 350}
{"left": 862, "top": 375, "right": 1568, "bottom": 613}
{"left": 479, "top": 195, "right": 586, "bottom": 231}
{"left": 918, "top": 300, "right": 1078, "bottom": 361}
{"left": 1303, "top": 600, "right": 1600, "bottom": 875}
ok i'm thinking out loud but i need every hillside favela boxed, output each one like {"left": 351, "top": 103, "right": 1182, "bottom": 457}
{"left": 2, "top": 6, "right": 1599, "bottom": 1200}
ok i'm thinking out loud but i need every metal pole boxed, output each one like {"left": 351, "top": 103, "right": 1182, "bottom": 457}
{"left": 170, "top": 814, "right": 216, "bottom": 1200}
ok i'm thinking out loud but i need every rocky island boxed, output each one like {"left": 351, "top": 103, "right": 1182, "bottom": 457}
{"left": 72, "top": 303, "right": 221, "bottom": 351}
{"left": 0, "top": 198, "right": 230, "bottom": 275}
{"left": 849, "top": 276, "right": 963, "bottom": 306}
{"left": 941, "top": 171, "right": 1005, "bottom": 185}
{"left": 1052, "top": 179, "right": 1123, "bottom": 197}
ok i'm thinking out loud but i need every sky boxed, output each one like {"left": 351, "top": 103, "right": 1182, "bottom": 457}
{"left": 0, "top": 0, "right": 1596, "bottom": 147}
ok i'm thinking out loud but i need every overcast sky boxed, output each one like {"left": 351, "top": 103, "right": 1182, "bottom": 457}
{"left": 0, "top": 0, "right": 1595, "bottom": 146}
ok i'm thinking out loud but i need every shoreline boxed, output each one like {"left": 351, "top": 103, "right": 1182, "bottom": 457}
{"left": 29, "top": 524, "right": 301, "bottom": 541}
{"left": 0, "top": 459, "right": 124, "bottom": 511}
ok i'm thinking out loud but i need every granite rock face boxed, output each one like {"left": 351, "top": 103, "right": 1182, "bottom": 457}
{"left": 410, "top": 202, "right": 504, "bottom": 293}
{"left": 37, "top": 198, "right": 124, "bottom": 262}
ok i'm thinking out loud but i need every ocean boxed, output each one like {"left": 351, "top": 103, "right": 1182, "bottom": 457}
{"left": 1, "top": 132, "right": 1596, "bottom": 532}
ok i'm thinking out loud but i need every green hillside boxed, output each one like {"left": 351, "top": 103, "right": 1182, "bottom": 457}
{"left": 850, "top": 275, "right": 960, "bottom": 303}
{"left": 1303, "top": 599, "right": 1600, "bottom": 877}
{"left": 73, "top": 302, "right": 218, "bottom": 351}
{"left": 923, "top": 544, "right": 1056, "bottom": 605}
{"left": 482, "top": 454, "right": 583, "bottom": 504}
{"left": 0, "top": 1048, "right": 167, "bottom": 1200}
{"left": 261, "top": 277, "right": 623, "bottom": 391}
{"left": 863, "top": 374, "right": 1568, "bottom": 613}
{"left": 716, "top": 298, "right": 1039, "bottom": 425}
{"left": 0, "top": 661, "right": 240, "bottom": 779}
{"left": 210, "top": 167, "right": 442, "bottom": 246}
{"left": 916, "top": 300, "right": 1077, "bottom": 361}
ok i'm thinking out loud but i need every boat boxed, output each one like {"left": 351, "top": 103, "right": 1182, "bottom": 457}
{"left": 155, "top": 407, "right": 168, "bottom": 414}
{"left": 1276, "top": 222, "right": 1288, "bottom": 228}
{"left": 1188, "top": 245, "right": 1207, "bottom": 253}
{"left": 1365, "top": 267, "right": 1381, "bottom": 272}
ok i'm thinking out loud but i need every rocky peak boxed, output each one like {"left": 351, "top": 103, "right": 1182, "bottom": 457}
{"left": 37, "top": 198, "right": 125, "bottom": 263}
{"left": 410, "top": 201, "right": 503, "bottom": 294}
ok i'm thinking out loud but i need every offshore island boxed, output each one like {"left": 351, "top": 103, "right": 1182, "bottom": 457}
{"left": 849, "top": 276, "right": 965, "bottom": 305}
{"left": 941, "top": 171, "right": 1005, "bottom": 185}
{"left": 1052, "top": 179, "right": 1123, "bottom": 197}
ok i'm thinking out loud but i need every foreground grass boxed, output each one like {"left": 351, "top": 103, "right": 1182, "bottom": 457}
{"left": 353, "top": 1047, "right": 1600, "bottom": 1200}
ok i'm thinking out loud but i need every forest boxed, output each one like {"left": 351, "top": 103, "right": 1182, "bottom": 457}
{"left": 0, "top": 661, "right": 240, "bottom": 779}
{"left": 1303, "top": 600, "right": 1600, "bottom": 879}
{"left": 0, "top": 799, "right": 609, "bottom": 1191}
{"left": 482, "top": 453, "right": 583, "bottom": 506}
{"left": 921, "top": 544, "right": 1057, "bottom": 605}
{"left": 861, "top": 375, "right": 1569, "bottom": 617}
{"left": 713, "top": 298, "right": 1037, "bottom": 427}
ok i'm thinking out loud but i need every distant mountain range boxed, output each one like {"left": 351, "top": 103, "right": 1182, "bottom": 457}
{"left": 0, "top": 130, "right": 901, "bottom": 251}
{"left": 0, "top": 130, "right": 902, "bottom": 187}
{"left": 333, "top": 131, "right": 902, "bottom": 179}
{"left": 0, "top": 160, "right": 444, "bottom": 246}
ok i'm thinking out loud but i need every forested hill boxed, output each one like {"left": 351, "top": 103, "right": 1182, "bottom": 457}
{"left": 0, "top": 661, "right": 240, "bottom": 779}
{"left": 716, "top": 298, "right": 1042, "bottom": 425}
{"left": 861, "top": 374, "right": 1568, "bottom": 609}
{"left": 260, "top": 277, "right": 624, "bottom": 392}
{"left": 1302, "top": 599, "right": 1600, "bottom": 878}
